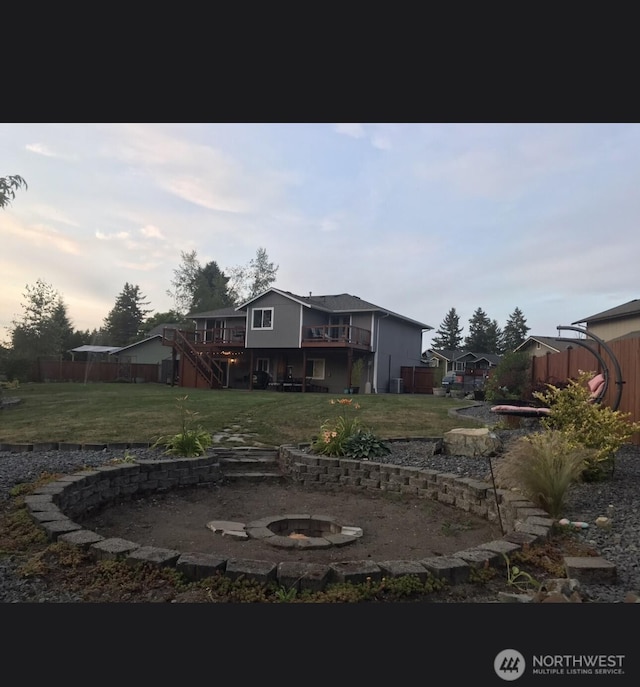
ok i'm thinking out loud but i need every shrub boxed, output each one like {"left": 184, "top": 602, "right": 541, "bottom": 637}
{"left": 484, "top": 351, "right": 532, "bottom": 401}
{"left": 534, "top": 371, "right": 640, "bottom": 481}
{"left": 342, "top": 431, "right": 391, "bottom": 460}
{"left": 492, "top": 431, "right": 588, "bottom": 518}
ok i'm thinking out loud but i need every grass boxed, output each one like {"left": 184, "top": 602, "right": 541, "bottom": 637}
{"left": 0, "top": 382, "right": 482, "bottom": 446}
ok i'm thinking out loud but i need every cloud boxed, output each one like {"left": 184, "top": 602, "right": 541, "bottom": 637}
{"left": 140, "top": 224, "right": 165, "bottom": 240}
{"left": 25, "top": 142, "right": 58, "bottom": 157}
{"left": 95, "top": 231, "right": 130, "bottom": 241}
{"left": 1, "top": 215, "right": 80, "bottom": 255}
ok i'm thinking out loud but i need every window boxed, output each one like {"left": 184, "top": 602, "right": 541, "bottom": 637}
{"left": 256, "top": 358, "right": 270, "bottom": 373}
{"left": 252, "top": 307, "right": 273, "bottom": 329}
{"left": 305, "top": 358, "right": 325, "bottom": 379}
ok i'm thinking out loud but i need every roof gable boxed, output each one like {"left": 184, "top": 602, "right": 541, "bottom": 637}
{"left": 238, "top": 288, "right": 431, "bottom": 329}
{"left": 515, "top": 336, "right": 574, "bottom": 353}
{"left": 572, "top": 299, "right": 640, "bottom": 325}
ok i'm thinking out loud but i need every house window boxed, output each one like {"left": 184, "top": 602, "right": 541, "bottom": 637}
{"left": 305, "top": 358, "right": 325, "bottom": 379}
{"left": 252, "top": 307, "right": 273, "bottom": 329}
{"left": 256, "top": 358, "right": 269, "bottom": 373}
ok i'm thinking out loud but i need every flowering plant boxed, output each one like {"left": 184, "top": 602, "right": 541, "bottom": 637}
{"left": 312, "top": 397, "right": 362, "bottom": 456}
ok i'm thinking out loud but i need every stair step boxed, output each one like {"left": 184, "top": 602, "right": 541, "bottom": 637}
{"left": 218, "top": 456, "right": 279, "bottom": 472}
{"left": 222, "top": 472, "right": 285, "bottom": 482}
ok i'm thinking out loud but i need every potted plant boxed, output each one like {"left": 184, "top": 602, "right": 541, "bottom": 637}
{"left": 349, "top": 357, "right": 365, "bottom": 394}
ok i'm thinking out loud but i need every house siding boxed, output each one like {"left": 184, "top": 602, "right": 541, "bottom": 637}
{"left": 116, "top": 338, "right": 172, "bottom": 366}
{"left": 245, "top": 292, "right": 302, "bottom": 348}
{"left": 375, "top": 317, "right": 423, "bottom": 393}
{"left": 588, "top": 315, "right": 640, "bottom": 342}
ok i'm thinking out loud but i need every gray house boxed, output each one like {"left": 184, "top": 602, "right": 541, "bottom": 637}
{"left": 161, "top": 289, "right": 432, "bottom": 394}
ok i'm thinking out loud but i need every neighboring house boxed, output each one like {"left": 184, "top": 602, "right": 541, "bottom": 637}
{"left": 572, "top": 298, "right": 640, "bottom": 342}
{"left": 423, "top": 349, "right": 501, "bottom": 374}
{"left": 113, "top": 335, "right": 177, "bottom": 384}
{"left": 115, "top": 336, "right": 171, "bottom": 366}
{"left": 514, "top": 336, "right": 577, "bottom": 358}
{"left": 161, "top": 289, "right": 432, "bottom": 393}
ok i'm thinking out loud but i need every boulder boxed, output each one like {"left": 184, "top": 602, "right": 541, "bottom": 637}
{"left": 443, "top": 428, "right": 502, "bottom": 457}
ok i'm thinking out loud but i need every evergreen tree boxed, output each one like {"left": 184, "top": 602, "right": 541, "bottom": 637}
{"left": 464, "top": 307, "right": 493, "bottom": 352}
{"left": 103, "top": 283, "right": 151, "bottom": 346}
{"left": 501, "top": 306, "right": 530, "bottom": 352}
{"left": 430, "top": 308, "right": 464, "bottom": 350}
{"left": 189, "top": 261, "right": 234, "bottom": 313}
{"left": 486, "top": 319, "right": 503, "bottom": 354}
{"left": 140, "top": 310, "right": 192, "bottom": 337}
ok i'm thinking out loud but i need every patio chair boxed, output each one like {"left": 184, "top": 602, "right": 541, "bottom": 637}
{"left": 490, "top": 372, "right": 607, "bottom": 420}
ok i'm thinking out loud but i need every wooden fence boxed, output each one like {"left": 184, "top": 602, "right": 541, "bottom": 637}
{"left": 530, "top": 336, "right": 640, "bottom": 444}
{"left": 36, "top": 359, "right": 163, "bottom": 384}
{"left": 400, "top": 366, "right": 435, "bottom": 393}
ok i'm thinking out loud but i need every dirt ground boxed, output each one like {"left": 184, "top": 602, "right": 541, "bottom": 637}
{"left": 78, "top": 480, "right": 504, "bottom": 566}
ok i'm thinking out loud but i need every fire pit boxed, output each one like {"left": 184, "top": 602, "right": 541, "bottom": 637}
{"left": 245, "top": 514, "right": 363, "bottom": 550}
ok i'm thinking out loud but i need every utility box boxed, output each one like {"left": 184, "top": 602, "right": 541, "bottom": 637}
{"left": 390, "top": 378, "right": 404, "bottom": 394}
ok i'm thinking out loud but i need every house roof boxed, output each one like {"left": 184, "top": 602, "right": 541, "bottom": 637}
{"left": 146, "top": 322, "right": 185, "bottom": 337}
{"left": 187, "top": 307, "right": 245, "bottom": 319}
{"left": 237, "top": 289, "right": 432, "bottom": 330}
{"left": 514, "top": 336, "right": 576, "bottom": 353}
{"left": 572, "top": 299, "right": 640, "bottom": 325}
{"left": 425, "top": 349, "right": 501, "bottom": 366}
{"left": 115, "top": 335, "right": 162, "bottom": 353}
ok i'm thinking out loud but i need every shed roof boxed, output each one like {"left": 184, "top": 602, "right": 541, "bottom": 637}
{"left": 70, "top": 345, "right": 121, "bottom": 354}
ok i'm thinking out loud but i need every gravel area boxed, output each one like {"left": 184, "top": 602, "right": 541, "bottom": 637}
{"left": 1, "top": 401, "right": 638, "bottom": 602}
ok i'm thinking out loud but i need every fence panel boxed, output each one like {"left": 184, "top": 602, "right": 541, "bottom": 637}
{"left": 530, "top": 338, "right": 640, "bottom": 443}
{"left": 37, "top": 359, "right": 161, "bottom": 384}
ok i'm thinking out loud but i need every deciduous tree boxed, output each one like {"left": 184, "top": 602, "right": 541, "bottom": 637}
{"left": 0, "top": 174, "right": 27, "bottom": 209}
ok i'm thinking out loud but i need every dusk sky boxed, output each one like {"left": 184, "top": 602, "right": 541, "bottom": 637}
{"left": 1, "top": 123, "right": 639, "bottom": 352}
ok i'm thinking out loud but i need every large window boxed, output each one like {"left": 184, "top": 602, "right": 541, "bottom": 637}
{"left": 305, "top": 358, "right": 325, "bottom": 379}
{"left": 252, "top": 307, "right": 273, "bottom": 329}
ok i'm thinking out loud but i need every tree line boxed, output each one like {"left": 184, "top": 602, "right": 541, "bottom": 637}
{"left": 428, "top": 306, "right": 530, "bottom": 355}
{"left": 2, "top": 173, "right": 280, "bottom": 378}
{"left": 1, "top": 247, "right": 278, "bottom": 380}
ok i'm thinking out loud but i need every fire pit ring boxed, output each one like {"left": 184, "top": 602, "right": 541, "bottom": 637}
{"left": 244, "top": 514, "right": 363, "bottom": 550}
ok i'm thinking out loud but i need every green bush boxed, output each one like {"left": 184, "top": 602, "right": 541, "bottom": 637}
{"left": 343, "top": 431, "right": 391, "bottom": 460}
{"left": 484, "top": 351, "right": 532, "bottom": 401}
{"left": 534, "top": 372, "right": 640, "bottom": 481}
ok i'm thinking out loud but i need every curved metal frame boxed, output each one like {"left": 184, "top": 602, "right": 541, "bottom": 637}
{"left": 555, "top": 324, "right": 624, "bottom": 411}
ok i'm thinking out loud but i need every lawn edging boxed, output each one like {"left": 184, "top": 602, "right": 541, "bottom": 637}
{"left": 22, "top": 445, "right": 554, "bottom": 594}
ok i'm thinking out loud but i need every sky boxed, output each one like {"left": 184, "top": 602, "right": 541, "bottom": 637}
{"left": 1, "top": 122, "right": 639, "bottom": 356}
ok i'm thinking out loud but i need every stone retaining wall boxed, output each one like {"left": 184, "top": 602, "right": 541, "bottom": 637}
{"left": 23, "top": 447, "right": 555, "bottom": 594}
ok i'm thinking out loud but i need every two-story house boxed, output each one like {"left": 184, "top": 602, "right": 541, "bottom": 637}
{"left": 161, "top": 289, "right": 432, "bottom": 394}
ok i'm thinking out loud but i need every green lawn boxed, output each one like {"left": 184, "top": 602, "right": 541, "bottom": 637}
{"left": 0, "top": 383, "right": 482, "bottom": 446}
